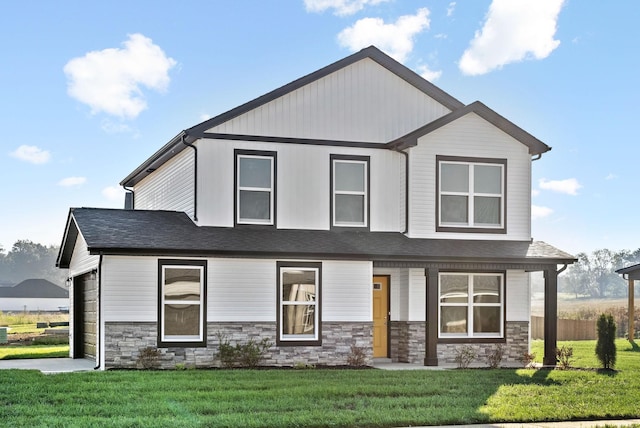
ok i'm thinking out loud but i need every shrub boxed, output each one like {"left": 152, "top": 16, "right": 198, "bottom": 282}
{"left": 596, "top": 313, "right": 617, "bottom": 369}
{"left": 32, "top": 335, "right": 69, "bottom": 345}
{"left": 136, "top": 346, "right": 162, "bottom": 369}
{"left": 217, "top": 333, "right": 272, "bottom": 368}
{"left": 521, "top": 351, "right": 536, "bottom": 368}
{"left": 485, "top": 344, "right": 504, "bottom": 369}
{"left": 454, "top": 346, "right": 476, "bottom": 369}
{"left": 346, "top": 345, "right": 368, "bottom": 367}
{"left": 556, "top": 345, "right": 574, "bottom": 369}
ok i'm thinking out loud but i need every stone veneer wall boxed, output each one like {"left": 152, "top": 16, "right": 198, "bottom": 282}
{"left": 104, "top": 322, "right": 372, "bottom": 369}
{"left": 389, "top": 321, "right": 425, "bottom": 364}
{"left": 437, "top": 321, "right": 529, "bottom": 365}
{"left": 389, "top": 321, "right": 529, "bottom": 366}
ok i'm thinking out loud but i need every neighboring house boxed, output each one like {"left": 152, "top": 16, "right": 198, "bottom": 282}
{"left": 56, "top": 46, "right": 575, "bottom": 369}
{"left": 0, "top": 279, "right": 69, "bottom": 312}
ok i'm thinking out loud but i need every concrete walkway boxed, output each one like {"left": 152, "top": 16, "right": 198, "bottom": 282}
{"left": 0, "top": 358, "right": 95, "bottom": 374}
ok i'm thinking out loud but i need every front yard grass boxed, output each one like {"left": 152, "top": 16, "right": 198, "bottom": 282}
{"left": 0, "top": 339, "right": 638, "bottom": 427}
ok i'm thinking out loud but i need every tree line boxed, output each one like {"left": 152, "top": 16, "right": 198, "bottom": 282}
{"left": 559, "top": 248, "right": 640, "bottom": 299}
{"left": 0, "top": 240, "right": 66, "bottom": 287}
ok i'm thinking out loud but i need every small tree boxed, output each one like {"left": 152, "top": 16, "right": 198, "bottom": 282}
{"left": 595, "top": 313, "right": 617, "bottom": 370}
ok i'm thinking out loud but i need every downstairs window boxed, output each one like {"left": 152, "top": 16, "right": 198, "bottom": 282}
{"left": 158, "top": 259, "right": 207, "bottom": 347}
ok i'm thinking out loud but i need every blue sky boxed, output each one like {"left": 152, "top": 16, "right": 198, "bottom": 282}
{"left": 0, "top": 0, "right": 637, "bottom": 256}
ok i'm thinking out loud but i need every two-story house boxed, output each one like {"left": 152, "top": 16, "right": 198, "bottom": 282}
{"left": 57, "top": 46, "right": 575, "bottom": 369}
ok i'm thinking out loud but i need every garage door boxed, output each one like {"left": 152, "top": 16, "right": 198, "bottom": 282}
{"left": 73, "top": 272, "right": 97, "bottom": 359}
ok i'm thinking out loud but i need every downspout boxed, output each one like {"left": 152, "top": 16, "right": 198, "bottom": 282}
{"left": 391, "top": 146, "right": 409, "bottom": 234}
{"left": 182, "top": 134, "right": 198, "bottom": 222}
{"left": 94, "top": 253, "right": 103, "bottom": 371}
{"left": 531, "top": 154, "right": 542, "bottom": 162}
{"left": 122, "top": 185, "right": 134, "bottom": 209}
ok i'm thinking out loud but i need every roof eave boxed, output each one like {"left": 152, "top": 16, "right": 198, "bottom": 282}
{"left": 386, "top": 101, "right": 552, "bottom": 156}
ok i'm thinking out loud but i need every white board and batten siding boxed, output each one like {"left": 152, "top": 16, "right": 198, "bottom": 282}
{"left": 206, "top": 58, "right": 452, "bottom": 144}
{"left": 196, "top": 139, "right": 404, "bottom": 232}
{"left": 134, "top": 148, "right": 195, "bottom": 217}
{"left": 101, "top": 256, "right": 374, "bottom": 323}
{"left": 409, "top": 113, "right": 532, "bottom": 241}
{"left": 506, "top": 270, "right": 530, "bottom": 322}
{"left": 68, "top": 232, "right": 99, "bottom": 278}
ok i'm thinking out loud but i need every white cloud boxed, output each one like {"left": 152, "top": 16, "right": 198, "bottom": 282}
{"left": 64, "top": 33, "right": 177, "bottom": 119}
{"left": 605, "top": 173, "right": 617, "bottom": 180}
{"left": 102, "top": 185, "right": 126, "bottom": 201}
{"left": 459, "top": 0, "right": 564, "bottom": 75}
{"left": 199, "top": 113, "right": 212, "bottom": 122}
{"left": 417, "top": 64, "right": 442, "bottom": 82}
{"left": 10, "top": 145, "right": 51, "bottom": 164}
{"left": 101, "top": 119, "right": 133, "bottom": 134}
{"left": 532, "top": 189, "right": 540, "bottom": 197}
{"left": 58, "top": 176, "right": 86, "bottom": 187}
{"left": 532, "top": 205, "right": 553, "bottom": 220}
{"left": 539, "top": 178, "right": 582, "bottom": 195}
{"left": 447, "top": 2, "right": 456, "bottom": 17}
{"left": 304, "top": 0, "right": 391, "bottom": 16}
{"left": 337, "top": 8, "right": 430, "bottom": 62}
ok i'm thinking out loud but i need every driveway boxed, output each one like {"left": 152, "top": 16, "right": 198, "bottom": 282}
{"left": 0, "top": 358, "right": 95, "bottom": 374}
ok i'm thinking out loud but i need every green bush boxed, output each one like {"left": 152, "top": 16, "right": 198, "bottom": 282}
{"left": 596, "top": 313, "right": 617, "bottom": 369}
{"left": 556, "top": 345, "right": 574, "bottom": 369}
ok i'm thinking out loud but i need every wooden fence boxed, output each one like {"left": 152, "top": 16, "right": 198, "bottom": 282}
{"left": 531, "top": 316, "right": 597, "bottom": 340}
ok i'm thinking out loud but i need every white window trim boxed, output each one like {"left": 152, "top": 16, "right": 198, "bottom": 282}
{"left": 279, "top": 267, "right": 319, "bottom": 342}
{"left": 438, "top": 272, "right": 504, "bottom": 339}
{"left": 439, "top": 160, "right": 504, "bottom": 229}
{"left": 332, "top": 158, "right": 368, "bottom": 228}
{"left": 160, "top": 264, "right": 205, "bottom": 343}
{"left": 237, "top": 154, "right": 274, "bottom": 225}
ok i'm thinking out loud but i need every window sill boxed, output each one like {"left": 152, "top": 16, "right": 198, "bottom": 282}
{"left": 436, "top": 225, "right": 506, "bottom": 234}
{"left": 438, "top": 337, "right": 505, "bottom": 344}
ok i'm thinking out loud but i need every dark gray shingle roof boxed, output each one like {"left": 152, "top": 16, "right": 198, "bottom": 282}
{"left": 57, "top": 208, "right": 575, "bottom": 268}
{"left": 0, "top": 279, "right": 68, "bottom": 298}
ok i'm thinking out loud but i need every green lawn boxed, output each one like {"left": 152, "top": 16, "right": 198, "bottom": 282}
{"left": 0, "top": 339, "right": 638, "bottom": 427}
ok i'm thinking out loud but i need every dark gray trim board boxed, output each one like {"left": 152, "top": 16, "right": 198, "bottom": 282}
{"left": 386, "top": 101, "right": 551, "bottom": 156}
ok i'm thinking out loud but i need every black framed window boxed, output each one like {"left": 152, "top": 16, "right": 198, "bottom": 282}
{"left": 331, "top": 155, "right": 369, "bottom": 228}
{"left": 158, "top": 259, "right": 207, "bottom": 347}
{"left": 276, "top": 262, "right": 322, "bottom": 346}
{"left": 439, "top": 272, "right": 504, "bottom": 338}
{"left": 235, "top": 150, "right": 276, "bottom": 225}
{"left": 437, "top": 156, "right": 506, "bottom": 233}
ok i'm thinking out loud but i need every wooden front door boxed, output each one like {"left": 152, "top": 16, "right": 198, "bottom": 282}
{"left": 372, "top": 276, "right": 389, "bottom": 358}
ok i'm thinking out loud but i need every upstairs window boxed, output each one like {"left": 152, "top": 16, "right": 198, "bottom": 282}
{"left": 235, "top": 150, "right": 276, "bottom": 225}
{"left": 437, "top": 156, "right": 506, "bottom": 233}
{"left": 158, "top": 259, "right": 207, "bottom": 347}
{"left": 331, "top": 155, "right": 369, "bottom": 228}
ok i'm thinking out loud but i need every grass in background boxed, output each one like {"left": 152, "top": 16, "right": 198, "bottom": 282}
{"left": 0, "top": 339, "right": 639, "bottom": 427}
{"left": 0, "top": 311, "right": 68, "bottom": 327}
{"left": 0, "top": 345, "right": 69, "bottom": 360}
